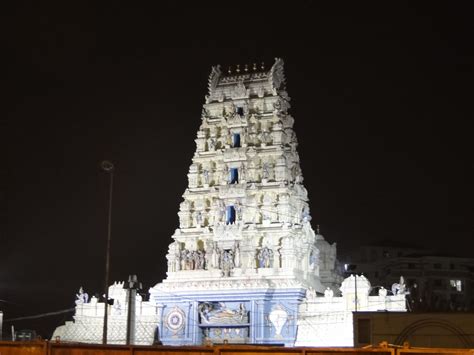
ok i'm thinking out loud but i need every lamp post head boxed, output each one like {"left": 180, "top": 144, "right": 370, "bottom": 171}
{"left": 101, "top": 160, "right": 114, "bottom": 172}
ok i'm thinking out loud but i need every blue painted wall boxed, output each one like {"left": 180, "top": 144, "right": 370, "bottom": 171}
{"left": 152, "top": 287, "right": 306, "bottom": 346}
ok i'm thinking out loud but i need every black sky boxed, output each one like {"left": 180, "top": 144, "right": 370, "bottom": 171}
{"left": 2, "top": 2, "right": 473, "bottom": 337}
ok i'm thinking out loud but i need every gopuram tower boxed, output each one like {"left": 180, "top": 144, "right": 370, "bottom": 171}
{"left": 150, "top": 58, "right": 342, "bottom": 346}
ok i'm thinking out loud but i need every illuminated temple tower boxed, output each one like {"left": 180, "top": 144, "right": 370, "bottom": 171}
{"left": 149, "top": 58, "right": 342, "bottom": 345}
{"left": 53, "top": 59, "right": 406, "bottom": 346}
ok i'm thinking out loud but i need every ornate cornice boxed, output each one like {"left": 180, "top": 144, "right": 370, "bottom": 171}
{"left": 154, "top": 277, "right": 303, "bottom": 292}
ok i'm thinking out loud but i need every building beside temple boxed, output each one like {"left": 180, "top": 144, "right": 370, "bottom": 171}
{"left": 52, "top": 59, "right": 406, "bottom": 346}
{"left": 340, "top": 243, "right": 474, "bottom": 312}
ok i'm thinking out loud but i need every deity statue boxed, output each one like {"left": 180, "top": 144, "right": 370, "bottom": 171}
{"left": 210, "top": 200, "right": 221, "bottom": 225}
{"left": 221, "top": 250, "right": 234, "bottom": 277}
{"left": 392, "top": 276, "right": 407, "bottom": 295}
{"left": 302, "top": 205, "right": 311, "bottom": 223}
{"left": 219, "top": 202, "right": 226, "bottom": 222}
{"left": 196, "top": 250, "right": 206, "bottom": 269}
{"left": 309, "top": 250, "right": 317, "bottom": 270}
{"left": 257, "top": 247, "right": 273, "bottom": 268}
{"left": 306, "top": 287, "right": 317, "bottom": 300}
{"left": 202, "top": 169, "right": 210, "bottom": 185}
{"left": 246, "top": 250, "right": 256, "bottom": 268}
{"left": 240, "top": 164, "right": 246, "bottom": 181}
{"left": 194, "top": 211, "right": 203, "bottom": 227}
{"left": 180, "top": 249, "right": 187, "bottom": 270}
{"left": 112, "top": 299, "right": 122, "bottom": 315}
{"left": 259, "top": 130, "right": 271, "bottom": 145}
{"left": 222, "top": 164, "right": 230, "bottom": 184}
{"left": 212, "top": 243, "right": 220, "bottom": 269}
{"left": 205, "top": 245, "right": 212, "bottom": 270}
{"left": 75, "top": 287, "right": 89, "bottom": 305}
{"left": 235, "top": 201, "right": 242, "bottom": 221}
{"left": 262, "top": 208, "right": 272, "bottom": 223}
{"left": 199, "top": 302, "right": 248, "bottom": 325}
{"left": 233, "top": 242, "right": 241, "bottom": 268}
{"left": 262, "top": 162, "right": 270, "bottom": 180}
{"left": 186, "top": 250, "right": 194, "bottom": 270}
{"left": 207, "top": 137, "right": 216, "bottom": 151}
{"left": 174, "top": 256, "right": 180, "bottom": 272}
{"left": 324, "top": 287, "right": 334, "bottom": 298}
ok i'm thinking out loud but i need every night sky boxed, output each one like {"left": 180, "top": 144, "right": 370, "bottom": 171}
{"left": 3, "top": 2, "right": 473, "bottom": 337}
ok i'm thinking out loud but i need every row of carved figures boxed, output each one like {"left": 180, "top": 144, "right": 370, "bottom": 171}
{"left": 189, "top": 161, "right": 304, "bottom": 188}
{"left": 191, "top": 163, "right": 279, "bottom": 186}
{"left": 74, "top": 286, "right": 143, "bottom": 306}
{"left": 179, "top": 205, "right": 309, "bottom": 228}
{"left": 180, "top": 189, "right": 307, "bottom": 211}
{"left": 200, "top": 113, "right": 280, "bottom": 136}
{"left": 203, "top": 90, "right": 289, "bottom": 117}
{"left": 168, "top": 243, "right": 276, "bottom": 277}
{"left": 191, "top": 152, "right": 302, "bottom": 173}
{"left": 202, "top": 129, "right": 296, "bottom": 152}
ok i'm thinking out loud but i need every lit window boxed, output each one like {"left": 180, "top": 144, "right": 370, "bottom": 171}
{"left": 229, "top": 168, "right": 239, "bottom": 184}
{"left": 450, "top": 279, "right": 462, "bottom": 292}
{"left": 232, "top": 133, "right": 241, "bottom": 147}
{"left": 226, "top": 206, "right": 236, "bottom": 224}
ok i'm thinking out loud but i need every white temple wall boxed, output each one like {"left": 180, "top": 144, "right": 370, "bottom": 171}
{"left": 295, "top": 275, "right": 407, "bottom": 347}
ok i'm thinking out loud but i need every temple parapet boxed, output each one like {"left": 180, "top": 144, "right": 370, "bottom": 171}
{"left": 296, "top": 275, "right": 407, "bottom": 346}
{"left": 52, "top": 284, "right": 159, "bottom": 345}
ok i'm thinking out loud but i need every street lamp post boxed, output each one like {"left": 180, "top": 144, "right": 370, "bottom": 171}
{"left": 101, "top": 160, "right": 114, "bottom": 345}
{"left": 354, "top": 273, "right": 358, "bottom": 312}
{"left": 123, "top": 275, "right": 142, "bottom": 345}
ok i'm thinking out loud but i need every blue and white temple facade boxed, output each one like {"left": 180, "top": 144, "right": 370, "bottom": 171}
{"left": 148, "top": 59, "right": 342, "bottom": 346}
{"left": 52, "top": 59, "right": 406, "bottom": 346}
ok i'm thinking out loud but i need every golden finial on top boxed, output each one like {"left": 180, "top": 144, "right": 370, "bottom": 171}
{"left": 236, "top": 64, "right": 241, "bottom": 73}
{"left": 261, "top": 62, "right": 265, "bottom": 70}
{"left": 244, "top": 64, "right": 249, "bottom": 72}
{"left": 228, "top": 66, "right": 232, "bottom": 74}
{"left": 253, "top": 63, "right": 257, "bottom": 71}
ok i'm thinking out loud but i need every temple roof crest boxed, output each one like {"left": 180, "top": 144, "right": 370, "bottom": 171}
{"left": 230, "top": 80, "right": 249, "bottom": 99}
{"left": 269, "top": 57, "right": 286, "bottom": 92}
{"left": 207, "top": 65, "right": 221, "bottom": 96}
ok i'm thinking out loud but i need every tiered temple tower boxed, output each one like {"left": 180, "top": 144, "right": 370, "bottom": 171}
{"left": 52, "top": 59, "right": 407, "bottom": 347}
{"left": 149, "top": 58, "right": 342, "bottom": 346}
